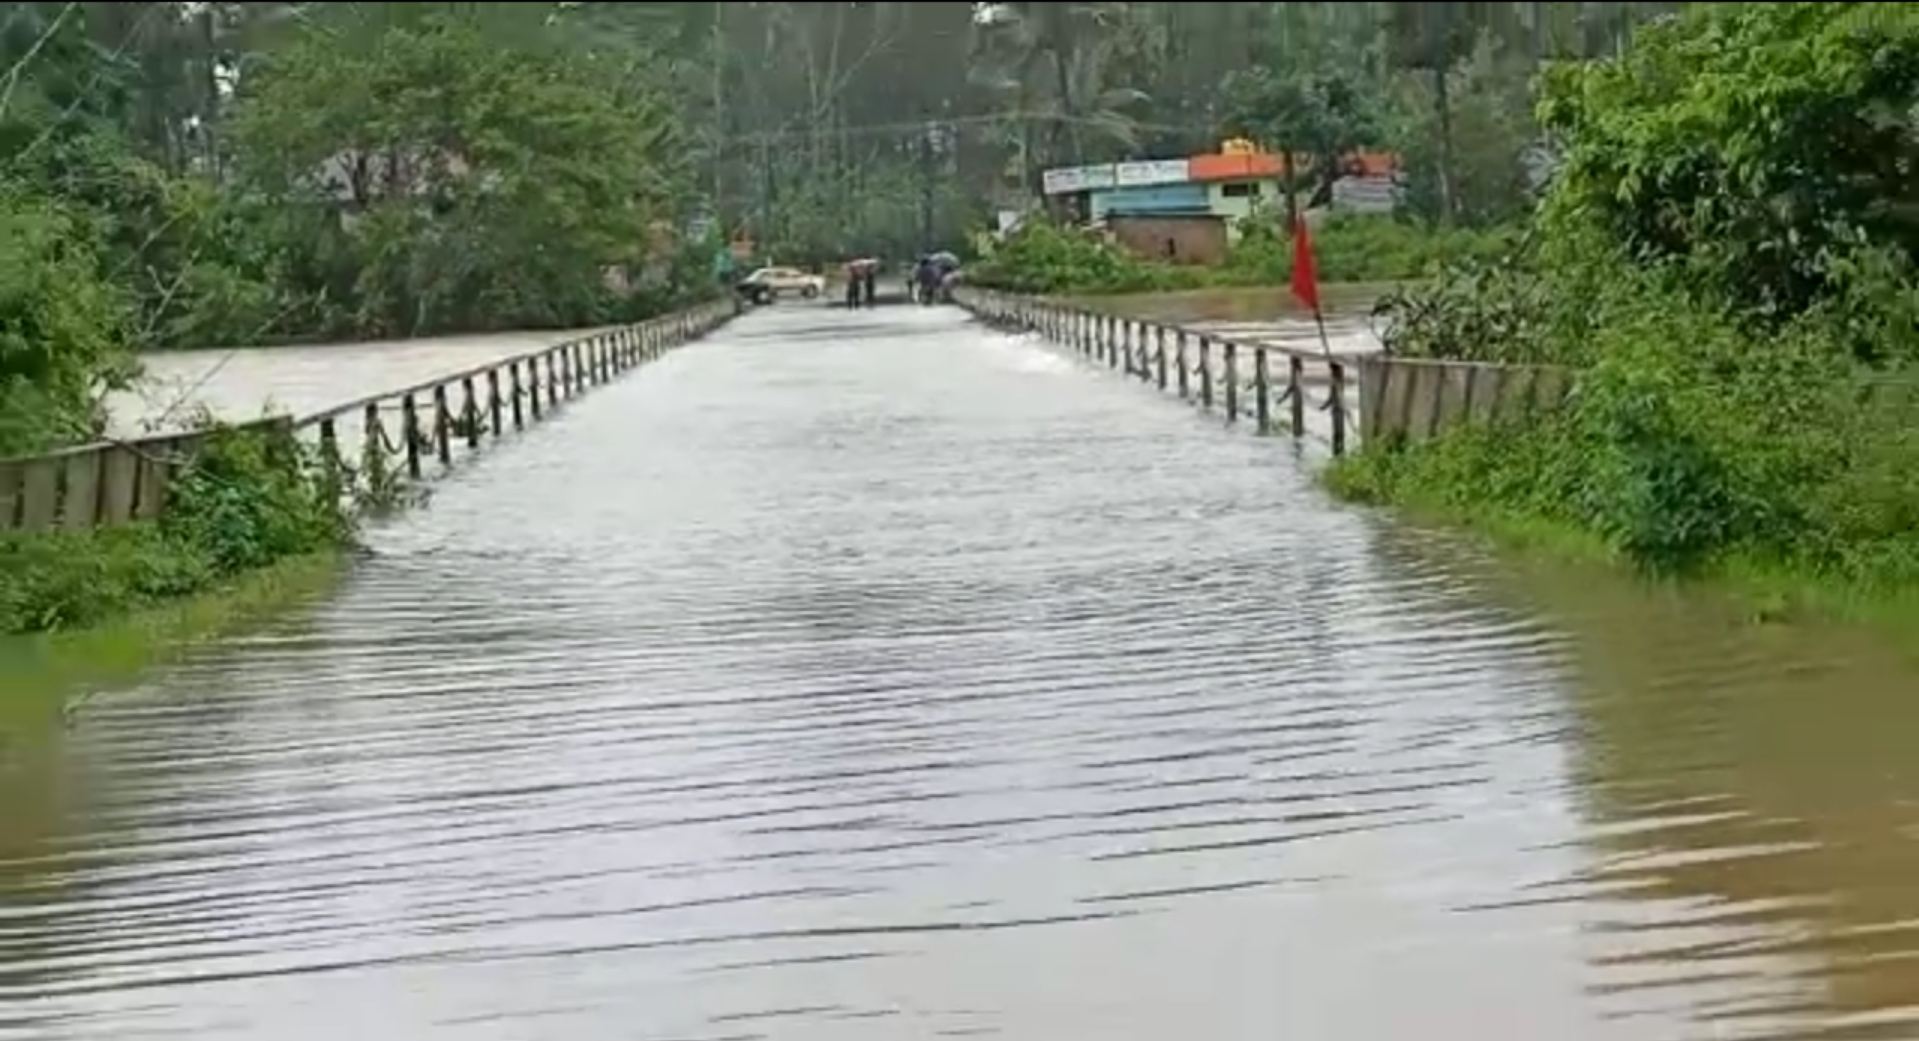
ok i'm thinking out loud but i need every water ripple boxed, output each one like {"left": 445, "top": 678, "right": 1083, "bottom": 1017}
{"left": 0, "top": 304, "right": 1842, "bottom": 1040}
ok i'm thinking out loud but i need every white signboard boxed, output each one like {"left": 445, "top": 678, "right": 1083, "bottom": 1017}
{"left": 1041, "top": 163, "right": 1117, "bottom": 195}
{"left": 1113, "top": 159, "right": 1190, "bottom": 187}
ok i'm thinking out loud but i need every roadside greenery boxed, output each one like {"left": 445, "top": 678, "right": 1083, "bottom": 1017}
{"left": 969, "top": 214, "right": 1517, "bottom": 296}
{"left": 1, "top": 421, "right": 352, "bottom": 636}
{"left": 0, "top": 5, "right": 717, "bottom": 459}
{"left": 2, "top": 4, "right": 712, "bottom": 638}
{"left": 1334, "top": 4, "right": 1919, "bottom": 605}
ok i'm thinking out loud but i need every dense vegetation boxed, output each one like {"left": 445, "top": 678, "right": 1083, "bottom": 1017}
{"left": 1335, "top": 3, "right": 1919, "bottom": 602}
{"left": 3, "top": 2, "right": 728, "bottom": 634}
{"left": 969, "top": 214, "right": 1518, "bottom": 295}
{"left": 0, "top": 2, "right": 728, "bottom": 459}
{"left": 1, "top": 422, "right": 350, "bottom": 635}
{"left": 959, "top": 2, "right": 1576, "bottom": 294}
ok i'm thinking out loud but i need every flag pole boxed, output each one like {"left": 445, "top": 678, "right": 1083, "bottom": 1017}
{"left": 1311, "top": 302, "right": 1333, "bottom": 358}
{"left": 1289, "top": 209, "right": 1333, "bottom": 358}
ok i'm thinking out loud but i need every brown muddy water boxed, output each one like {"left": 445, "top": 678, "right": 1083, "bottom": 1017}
{"left": 105, "top": 329, "right": 602, "bottom": 435}
{"left": 1074, "top": 285, "right": 1389, "bottom": 360}
{"left": 6, "top": 303, "right": 1919, "bottom": 1040}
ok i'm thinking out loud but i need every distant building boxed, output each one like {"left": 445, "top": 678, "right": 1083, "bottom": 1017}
{"left": 1040, "top": 144, "right": 1402, "bottom": 250}
{"left": 1103, "top": 214, "right": 1229, "bottom": 266}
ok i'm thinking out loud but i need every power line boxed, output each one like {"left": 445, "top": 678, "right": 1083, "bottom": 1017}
{"left": 715, "top": 111, "right": 1203, "bottom": 148}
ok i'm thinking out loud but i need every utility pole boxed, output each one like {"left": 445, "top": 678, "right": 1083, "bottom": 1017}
{"left": 710, "top": 1, "right": 725, "bottom": 234}
{"left": 919, "top": 121, "right": 937, "bottom": 250}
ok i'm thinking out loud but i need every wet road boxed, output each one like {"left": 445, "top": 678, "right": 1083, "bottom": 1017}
{"left": 3, "top": 304, "right": 1904, "bottom": 1040}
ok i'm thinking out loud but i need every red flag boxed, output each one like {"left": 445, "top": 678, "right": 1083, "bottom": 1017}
{"left": 1289, "top": 212, "right": 1321, "bottom": 314}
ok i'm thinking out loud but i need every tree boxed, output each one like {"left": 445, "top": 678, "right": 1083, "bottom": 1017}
{"left": 1220, "top": 64, "right": 1382, "bottom": 223}
{"left": 229, "top": 12, "right": 688, "bottom": 336}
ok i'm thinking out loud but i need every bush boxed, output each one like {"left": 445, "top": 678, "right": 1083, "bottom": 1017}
{"left": 969, "top": 213, "right": 1517, "bottom": 297}
{"left": 1339, "top": 4, "right": 1919, "bottom": 596}
{"left": 1340, "top": 274, "right": 1919, "bottom": 583}
{"left": 968, "top": 221, "right": 1208, "bottom": 296}
{"left": 0, "top": 422, "right": 353, "bottom": 635}
{"left": 0, "top": 187, "right": 134, "bottom": 456}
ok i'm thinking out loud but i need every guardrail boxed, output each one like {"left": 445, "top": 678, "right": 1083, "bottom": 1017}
{"left": 959, "top": 291, "right": 1579, "bottom": 452}
{"left": 0, "top": 298, "right": 738, "bottom": 533}
{"left": 1355, "top": 355, "right": 1573, "bottom": 443}
{"left": 959, "top": 290, "right": 1361, "bottom": 454}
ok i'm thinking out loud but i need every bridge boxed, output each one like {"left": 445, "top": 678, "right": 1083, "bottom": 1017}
{"left": 0, "top": 302, "right": 1765, "bottom": 1040}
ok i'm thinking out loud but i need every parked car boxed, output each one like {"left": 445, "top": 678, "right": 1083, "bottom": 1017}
{"left": 739, "top": 266, "right": 824, "bottom": 302}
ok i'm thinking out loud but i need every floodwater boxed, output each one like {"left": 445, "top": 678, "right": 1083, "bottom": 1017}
{"left": 6, "top": 304, "right": 1919, "bottom": 1040}
{"left": 107, "top": 329, "right": 599, "bottom": 436}
{"left": 1082, "top": 285, "right": 1387, "bottom": 360}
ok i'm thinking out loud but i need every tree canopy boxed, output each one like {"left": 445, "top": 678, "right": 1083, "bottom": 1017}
{"left": 0, "top": 0, "right": 1689, "bottom": 455}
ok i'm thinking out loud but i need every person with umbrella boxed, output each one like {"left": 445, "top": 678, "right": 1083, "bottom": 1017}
{"left": 842, "top": 258, "right": 865, "bottom": 308}
{"left": 926, "top": 251, "right": 961, "bottom": 304}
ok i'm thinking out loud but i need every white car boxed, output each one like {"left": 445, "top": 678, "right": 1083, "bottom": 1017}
{"left": 741, "top": 266, "right": 824, "bottom": 300}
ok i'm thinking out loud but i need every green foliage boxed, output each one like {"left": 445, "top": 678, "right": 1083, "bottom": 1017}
{"left": 968, "top": 220, "right": 1210, "bottom": 295}
{"left": 229, "top": 13, "right": 692, "bottom": 340}
{"left": 970, "top": 213, "right": 1517, "bottom": 296}
{"left": 1339, "top": 293, "right": 1919, "bottom": 583}
{"left": 0, "top": 421, "right": 352, "bottom": 636}
{"left": 1389, "top": 31, "right": 1539, "bottom": 227}
{"left": 1534, "top": 4, "right": 1919, "bottom": 341}
{"left": 1220, "top": 63, "right": 1382, "bottom": 207}
{"left": 0, "top": 3, "right": 716, "bottom": 464}
{"left": 0, "top": 186, "right": 134, "bottom": 456}
{"left": 1350, "top": 4, "right": 1919, "bottom": 589}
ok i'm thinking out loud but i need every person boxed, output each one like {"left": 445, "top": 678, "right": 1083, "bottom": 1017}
{"left": 860, "top": 260, "right": 878, "bottom": 307}
{"left": 914, "top": 255, "right": 940, "bottom": 305}
{"left": 843, "top": 259, "right": 863, "bottom": 308}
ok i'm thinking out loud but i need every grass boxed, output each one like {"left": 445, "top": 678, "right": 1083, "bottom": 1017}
{"left": 0, "top": 549, "right": 347, "bottom": 711}
{"left": 1323, "top": 469, "right": 1919, "bottom": 640}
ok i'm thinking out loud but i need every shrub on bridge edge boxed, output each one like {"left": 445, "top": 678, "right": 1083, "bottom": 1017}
{"left": 1329, "top": 272, "right": 1919, "bottom": 617}
{"left": 1, "top": 422, "right": 353, "bottom": 637}
{"left": 1329, "top": 4, "right": 1919, "bottom": 619}
{"left": 968, "top": 214, "right": 1516, "bottom": 297}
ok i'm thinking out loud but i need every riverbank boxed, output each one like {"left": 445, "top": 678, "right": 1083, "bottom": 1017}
{"left": 1316, "top": 5, "right": 1919, "bottom": 641}
{"left": 0, "top": 550, "right": 346, "bottom": 708}
{"left": 1324, "top": 460, "right": 1919, "bottom": 642}
{"left": 2, "top": 423, "right": 354, "bottom": 640}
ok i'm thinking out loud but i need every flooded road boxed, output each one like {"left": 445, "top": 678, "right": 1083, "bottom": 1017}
{"left": 7, "top": 304, "right": 1919, "bottom": 1040}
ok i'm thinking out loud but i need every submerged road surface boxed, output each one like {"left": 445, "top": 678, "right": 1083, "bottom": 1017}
{"left": 3, "top": 306, "right": 1796, "bottom": 1040}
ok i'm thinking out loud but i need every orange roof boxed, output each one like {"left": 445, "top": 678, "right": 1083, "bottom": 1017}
{"left": 1188, "top": 152, "right": 1284, "bottom": 181}
{"left": 1347, "top": 151, "right": 1397, "bottom": 177}
{"left": 1188, "top": 150, "right": 1398, "bottom": 182}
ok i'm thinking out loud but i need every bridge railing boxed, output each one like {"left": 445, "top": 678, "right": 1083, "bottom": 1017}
{"left": 957, "top": 290, "right": 1575, "bottom": 451}
{"left": 959, "top": 290, "right": 1363, "bottom": 454}
{"left": 0, "top": 298, "right": 739, "bottom": 533}
{"left": 1355, "top": 355, "right": 1573, "bottom": 444}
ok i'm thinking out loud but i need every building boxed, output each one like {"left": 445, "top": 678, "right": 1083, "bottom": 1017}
{"left": 1187, "top": 150, "right": 1286, "bottom": 227}
{"left": 1040, "top": 144, "right": 1401, "bottom": 257}
{"left": 1106, "top": 214, "right": 1230, "bottom": 266}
